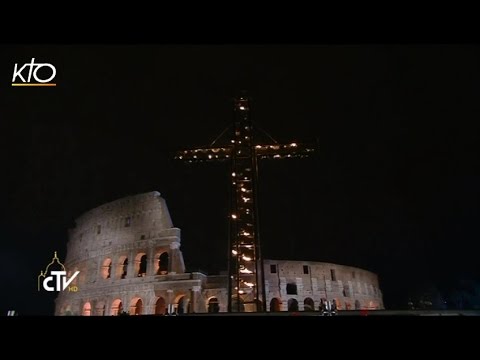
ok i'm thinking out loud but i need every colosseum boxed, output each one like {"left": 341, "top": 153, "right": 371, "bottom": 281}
{"left": 55, "top": 191, "right": 384, "bottom": 315}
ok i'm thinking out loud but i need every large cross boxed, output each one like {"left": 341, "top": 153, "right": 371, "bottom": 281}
{"left": 175, "top": 94, "right": 316, "bottom": 312}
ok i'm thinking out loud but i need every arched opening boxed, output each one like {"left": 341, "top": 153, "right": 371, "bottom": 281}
{"left": 304, "top": 297, "right": 315, "bottom": 311}
{"left": 270, "top": 298, "right": 281, "bottom": 312}
{"left": 121, "top": 258, "right": 128, "bottom": 279}
{"left": 176, "top": 296, "right": 187, "bottom": 314}
{"left": 157, "top": 252, "right": 169, "bottom": 275}
{"left": 130, "top": 298, "right": 143, "bottom": 315}
{"left": 155, "top": 297, "right": 166, "bottom": 315}
{"left": 116, "top": 256, "right": 128, "bottom": 279}
{"left": 136, "top": 254, "right": 147, "bottom": 277}
{"left": 208, "top": 297, "right": 220, "bottom": 313}
{"left": 102, "top": 258, "right": 112, "bottom": 279}
{"left": 82, "top": 302, "right": 91, "bottom": 316}
{"left": 288, "top": 298, "right": 299, "bottom": 312}
{"left": 176, "top": 296, "right": 190, "bottom": 314}
{"left": 355, "top": 300, "right": 361, "bottom": 310}
{"left": 111, "top": 299, "right": 123, "bottom": 315}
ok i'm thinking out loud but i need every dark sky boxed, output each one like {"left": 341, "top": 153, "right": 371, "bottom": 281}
{"left": 1, "top": 45, "right": 479, "bottom": 315}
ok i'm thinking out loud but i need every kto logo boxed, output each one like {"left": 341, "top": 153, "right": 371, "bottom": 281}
{"left": 38, "top": 252, "right": 79, "bottom": 292}
{"left": 12, "top": 58, "right": 56, "bottom": 87}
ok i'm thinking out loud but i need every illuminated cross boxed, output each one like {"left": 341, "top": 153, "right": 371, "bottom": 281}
{"left": 175, "top": 94, "right": 316, "bottom": 312}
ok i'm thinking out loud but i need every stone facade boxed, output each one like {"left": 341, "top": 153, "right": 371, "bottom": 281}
{"left": 264, "top": 260, "right": 383, "bottom": 312}
{"left": 55, "top": 191, "right": 383, "bottom": 315}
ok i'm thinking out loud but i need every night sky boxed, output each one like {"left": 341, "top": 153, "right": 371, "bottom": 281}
{"left": 1, "top": 45, "right": 479, "bottom": 315}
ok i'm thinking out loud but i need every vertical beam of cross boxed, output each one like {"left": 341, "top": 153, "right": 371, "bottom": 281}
{"left": 175, "top": 94, "right": 316, "bottom": 312}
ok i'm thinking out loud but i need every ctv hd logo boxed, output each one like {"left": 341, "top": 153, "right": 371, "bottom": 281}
{"left": 12, "top": 58, "right": 57, "bottom": 87}
{"left": 38, "top": 252, "right": 79, "bottom": 292}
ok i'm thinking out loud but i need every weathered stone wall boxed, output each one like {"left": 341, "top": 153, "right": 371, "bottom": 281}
{"left": 55, "top": 192, "right": 196, "bottom": 316}
{"left": 263, "top": 260, "right": 384, "bottom": 311}
{"left": 55, "top": 192, "right": 384, "bottom": 315}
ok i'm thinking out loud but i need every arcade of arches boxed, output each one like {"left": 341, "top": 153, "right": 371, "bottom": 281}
{"left": 74, "top": 295, "right": 371, "bottom": 316}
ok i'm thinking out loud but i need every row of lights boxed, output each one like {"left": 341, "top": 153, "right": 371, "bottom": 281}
{"left": 254, "top": 143, "right": 297, "bottom": 150}
{"left": 178, "top": 143, "right": 306, "bottom": 161}
{"left": 186, "top": 148, "right": 229, "bottom": 154}
{"left": 231, "top": 213, "right": 256, "bottom": 288}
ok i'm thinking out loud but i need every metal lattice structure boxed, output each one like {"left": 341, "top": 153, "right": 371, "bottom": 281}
{"left": 175, "top": 94, "right": 316, "bottom": 312}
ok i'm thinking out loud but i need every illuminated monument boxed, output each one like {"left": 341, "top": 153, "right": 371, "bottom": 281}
{"left": 54, "top": 97, "right": 384, "bottom": 315}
